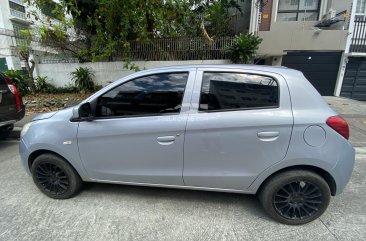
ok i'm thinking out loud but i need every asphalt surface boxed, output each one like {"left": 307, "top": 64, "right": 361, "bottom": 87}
{"left": 0, "top": 140, "right": 365, "bottom": 241}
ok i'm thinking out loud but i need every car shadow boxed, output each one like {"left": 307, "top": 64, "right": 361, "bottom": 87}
{"left": 81, "top": 182, "right": 269, "bottom": 220}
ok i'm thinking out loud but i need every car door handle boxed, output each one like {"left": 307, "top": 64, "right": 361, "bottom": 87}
{"left": 157, "top": 136, "right": 176, "bottom": 145}
{"left": 257, "top": 131, "right": 280, "bottom": 141}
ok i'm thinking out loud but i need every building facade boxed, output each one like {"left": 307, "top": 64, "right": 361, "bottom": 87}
{"left": 0, "top": 0, "right": 32, "bottom": 71}
{"left": 250, "top": 0, "right": 366, "bottom": 101}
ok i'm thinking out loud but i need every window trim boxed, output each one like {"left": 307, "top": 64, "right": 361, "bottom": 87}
{"left": 93, "top": 71, "right": 190, "bottom": 119}
{"left": 276, "top": 0, "right": 321, "bottom": 22}
{"left": 356, "top": 0, "right": 366, "bottom": 16}
{"left": 197, "top": 71, "right": 280, "bottom": 113}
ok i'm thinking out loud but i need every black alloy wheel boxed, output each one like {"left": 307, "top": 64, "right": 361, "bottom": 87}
{"left": 35, "top": 162, "right": 69, "bottom": 195}
{"left": 259, "top": 170, "right": 331, "bottom": 225}
{"left": 273, "top": 180, "right": 322, "bottom": 220}
{"left": 31, "top": 153, "right": 83, "bottom": 199}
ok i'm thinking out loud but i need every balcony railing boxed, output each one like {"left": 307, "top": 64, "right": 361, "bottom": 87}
{"left": 10, "top": 8, "right": 26, "bottom": 20}
{"left": 350, "top": 16, "right": 366, "bottom": 53}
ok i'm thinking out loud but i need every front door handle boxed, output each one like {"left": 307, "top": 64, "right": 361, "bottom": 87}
{"left": 257, "top": 131, "right": 280, "bottom": 141}
{"left": 157, "top": 136, "right": 176, "bottom": 145}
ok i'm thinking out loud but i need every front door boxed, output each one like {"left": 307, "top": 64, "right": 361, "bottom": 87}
{"left": 183, "top": 69, "right": 293, "bottom": 190}
{"left": 77, "top": 70, "right": 195, "bottom": 185}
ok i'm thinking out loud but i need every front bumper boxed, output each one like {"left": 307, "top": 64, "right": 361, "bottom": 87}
{"left": 19, "top": 138, "right": 31, "bottom": 175}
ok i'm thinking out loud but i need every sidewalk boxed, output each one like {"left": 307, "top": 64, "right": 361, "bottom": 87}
{"left": 324, "top": 96, "right": 366, "bottom": 147}
{"left": 11, "top": 97, "right": 366, "bottom": 146}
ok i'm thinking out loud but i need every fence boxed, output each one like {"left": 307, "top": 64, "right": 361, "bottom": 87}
{"left": 38, "top": 37, "right": 235, "bottom": 64}
{"left": 350, "top": 16, "right": 366, "bottom": 53}
{"left": 1, "top": 28, "right": 235, "bottom": 64}
{"left": 127, "top": 37, "right": 234, "bottom": 61}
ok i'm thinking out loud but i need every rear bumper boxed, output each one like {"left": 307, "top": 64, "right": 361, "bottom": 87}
{"left": 0, "top": 120, "right": 16, "bottom": 128}
{"left": 330, "top": 141, "right": 356, "bottom": 195}
{"left": 0, "top": 105, "right": 25, "bottom": 128}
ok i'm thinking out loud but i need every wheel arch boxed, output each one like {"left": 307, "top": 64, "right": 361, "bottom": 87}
{"left": 28, "top": 150, "right": 80, "bottom": 177}
{"left": 256, "top": 165, "right": 337, "bottom": 196}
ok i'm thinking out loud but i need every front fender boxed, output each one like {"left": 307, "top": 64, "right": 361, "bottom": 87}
{"left": 21, "top": 110, "right": 90, "bottom": 181}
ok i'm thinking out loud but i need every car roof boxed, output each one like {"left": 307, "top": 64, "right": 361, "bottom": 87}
{"left": 137, "top": 64, "right": 302, "bottom": 76}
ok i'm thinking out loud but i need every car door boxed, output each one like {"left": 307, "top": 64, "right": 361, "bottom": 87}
{"left": 77, "top": 69, "right": 195, "bottom": 185}
{"left": 183, "top": 68, "right": 293, "bottom": 191}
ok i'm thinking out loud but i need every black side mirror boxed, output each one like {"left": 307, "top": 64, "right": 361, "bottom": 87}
{"left": 78, "top": 102, "right": 93, "bottom": 121}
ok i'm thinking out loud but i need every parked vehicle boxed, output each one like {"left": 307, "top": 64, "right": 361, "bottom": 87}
{"left": 0, "top": 73, "right": 25, "bottom": 139}
{"left": 19, "top": 65, "right": 355, "bottom": 225}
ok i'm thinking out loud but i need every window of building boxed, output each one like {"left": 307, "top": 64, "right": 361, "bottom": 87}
{"left": 96, "top": 73, "right": 188, "bottom": 118}
{"left": 199, "top": 72, "right": 279, "bottom": 111}
{"left": 277, "top": 0, "right": 320, "bottom": 21}
{"left": 12, "top": 23, "right": 28, "bottom": 45}
{"left": 9, "top": 1, "right": 25, "bottom": 13}
{"left": 356, "top": 0, "right": 366, "bottom": 15}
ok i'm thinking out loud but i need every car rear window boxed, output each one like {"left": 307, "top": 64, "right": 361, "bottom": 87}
{"left": 199, "top": 72, "right": 279, "bottom": 111}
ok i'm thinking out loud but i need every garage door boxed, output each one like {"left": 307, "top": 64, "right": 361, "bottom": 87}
{"left": 282, "top": 52, "right": 342, "bottom": 96}
{"left": 341, "top": 57, "right": 366, "bottom": 101}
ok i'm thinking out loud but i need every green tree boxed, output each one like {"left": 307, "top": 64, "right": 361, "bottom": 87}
{"left": 25, "top": 0, "right": 242, "bottom": 62}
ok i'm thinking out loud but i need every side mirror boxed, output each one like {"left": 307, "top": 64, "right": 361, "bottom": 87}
{"left": 78, "top": 102, "right": 93, "bottom": 121}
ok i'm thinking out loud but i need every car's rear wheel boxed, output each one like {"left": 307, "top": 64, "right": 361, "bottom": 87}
{"left": 31, "top": 154, "right": 83, "bottom": 199}
{"left": 259, "top": 170, "right": 331, "bottom": 225}
{"left": 0, "top": 125, "right": 13, "bottom": 140}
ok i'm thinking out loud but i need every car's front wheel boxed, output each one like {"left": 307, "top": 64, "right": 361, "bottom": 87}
{"left": 31, "top": 153, "right": 83, "bottom": 199}
{"left": 259, "top": 170, "right": 331, "bottom": 225}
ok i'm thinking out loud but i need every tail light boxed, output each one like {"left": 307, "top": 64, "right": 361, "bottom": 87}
{"left": 5, "top": 77, "right": 22, "bottom": 113}
{"left": 326, "top": 116, "right": 349, "bottom": 140}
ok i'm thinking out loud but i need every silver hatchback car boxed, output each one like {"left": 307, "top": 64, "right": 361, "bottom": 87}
{"left": 19, "top": 65, "right": 355, "bottom": 225}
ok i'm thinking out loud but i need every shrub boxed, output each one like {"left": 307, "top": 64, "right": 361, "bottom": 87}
{"left": 36, "top": 76, "right": 57, "bottom": 93}
{"left": 228, "top": 33, "right": 262, "bottom": 64}
{"left": 3, "top": 69, "right": 29, "bottom": 96}
{"left": 70, "top": 67, "right": 95, "bottom": 93}
{"left": 55, "top": 84, "right": 79, "bottom": 93}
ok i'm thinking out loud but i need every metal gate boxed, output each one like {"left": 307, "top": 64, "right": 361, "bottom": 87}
{"left": 0, "top": 58, "right": 7, "bottom": 72}
{"left": 341, "top": 57, "right": 366, "bottom": 101}
{"left": 282, "top": 52, "right": 342, "bottom": 96}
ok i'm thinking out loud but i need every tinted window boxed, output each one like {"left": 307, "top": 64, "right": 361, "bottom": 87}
{"left": 199, "top": 72, "right": 278, "bottom": 111}
{"left": 96, "top": 73, "right": 188, "bottom": 117}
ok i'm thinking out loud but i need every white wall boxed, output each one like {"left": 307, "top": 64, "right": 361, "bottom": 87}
{"left": 36, "top": 60, "right": 231, "bottom": 87}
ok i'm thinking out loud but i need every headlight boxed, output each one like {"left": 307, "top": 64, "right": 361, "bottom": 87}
{"left": 21, "top": 122, "right": 32, "bottom": 138}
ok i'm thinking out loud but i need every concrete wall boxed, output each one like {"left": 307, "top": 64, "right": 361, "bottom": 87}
{"left": 257, "top": 0, "right": 351, "bottom": 56}
{"left": 36, "top": 60, "right": 231, "bottom": 87}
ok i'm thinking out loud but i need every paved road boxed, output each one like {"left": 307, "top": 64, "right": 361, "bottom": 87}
{"left": 0, "top": 140, "right": 365, "bottom": 241}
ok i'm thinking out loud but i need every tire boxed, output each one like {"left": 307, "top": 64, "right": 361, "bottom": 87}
{"left": 0, "top": 125, "right": 13, "bottom": 140}
{"left": 259, "top": 170, "right": 331, "bottom": 225}
{"left": 31, "top": 153, "right": 83, "bottom": 199}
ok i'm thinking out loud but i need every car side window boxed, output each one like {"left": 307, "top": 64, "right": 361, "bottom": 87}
{"left": 199, "top": 72, "right": 279, "bottom": 111}
{"left": 96, "top": 72, "right": 189, "bottom": 118}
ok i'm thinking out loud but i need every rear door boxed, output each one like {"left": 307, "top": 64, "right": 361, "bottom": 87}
{"left": 0, "top": 74, "right": 16, "bottom": 123}
{"left": 183, "top": 68, "right": 293, "bottom": 190}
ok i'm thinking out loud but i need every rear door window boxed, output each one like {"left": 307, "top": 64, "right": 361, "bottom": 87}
{"left": 199, "top": 72, "right": 279, "bottom": 111}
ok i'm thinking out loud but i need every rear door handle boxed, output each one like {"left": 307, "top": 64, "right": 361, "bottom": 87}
{"left": 257, "top": 131, "right": 280, "bottom": 141}
{"left": 157, "top": 136, "right": 176, "bottom": 145}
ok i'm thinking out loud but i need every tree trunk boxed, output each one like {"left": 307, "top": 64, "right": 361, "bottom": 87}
{"left": 24, "top": 58, "right": 36, "bottom": 93}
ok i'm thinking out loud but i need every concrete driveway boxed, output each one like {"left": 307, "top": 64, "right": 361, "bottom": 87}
{"left": 0, "top": 140, "right": 365, "bottom": 241}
